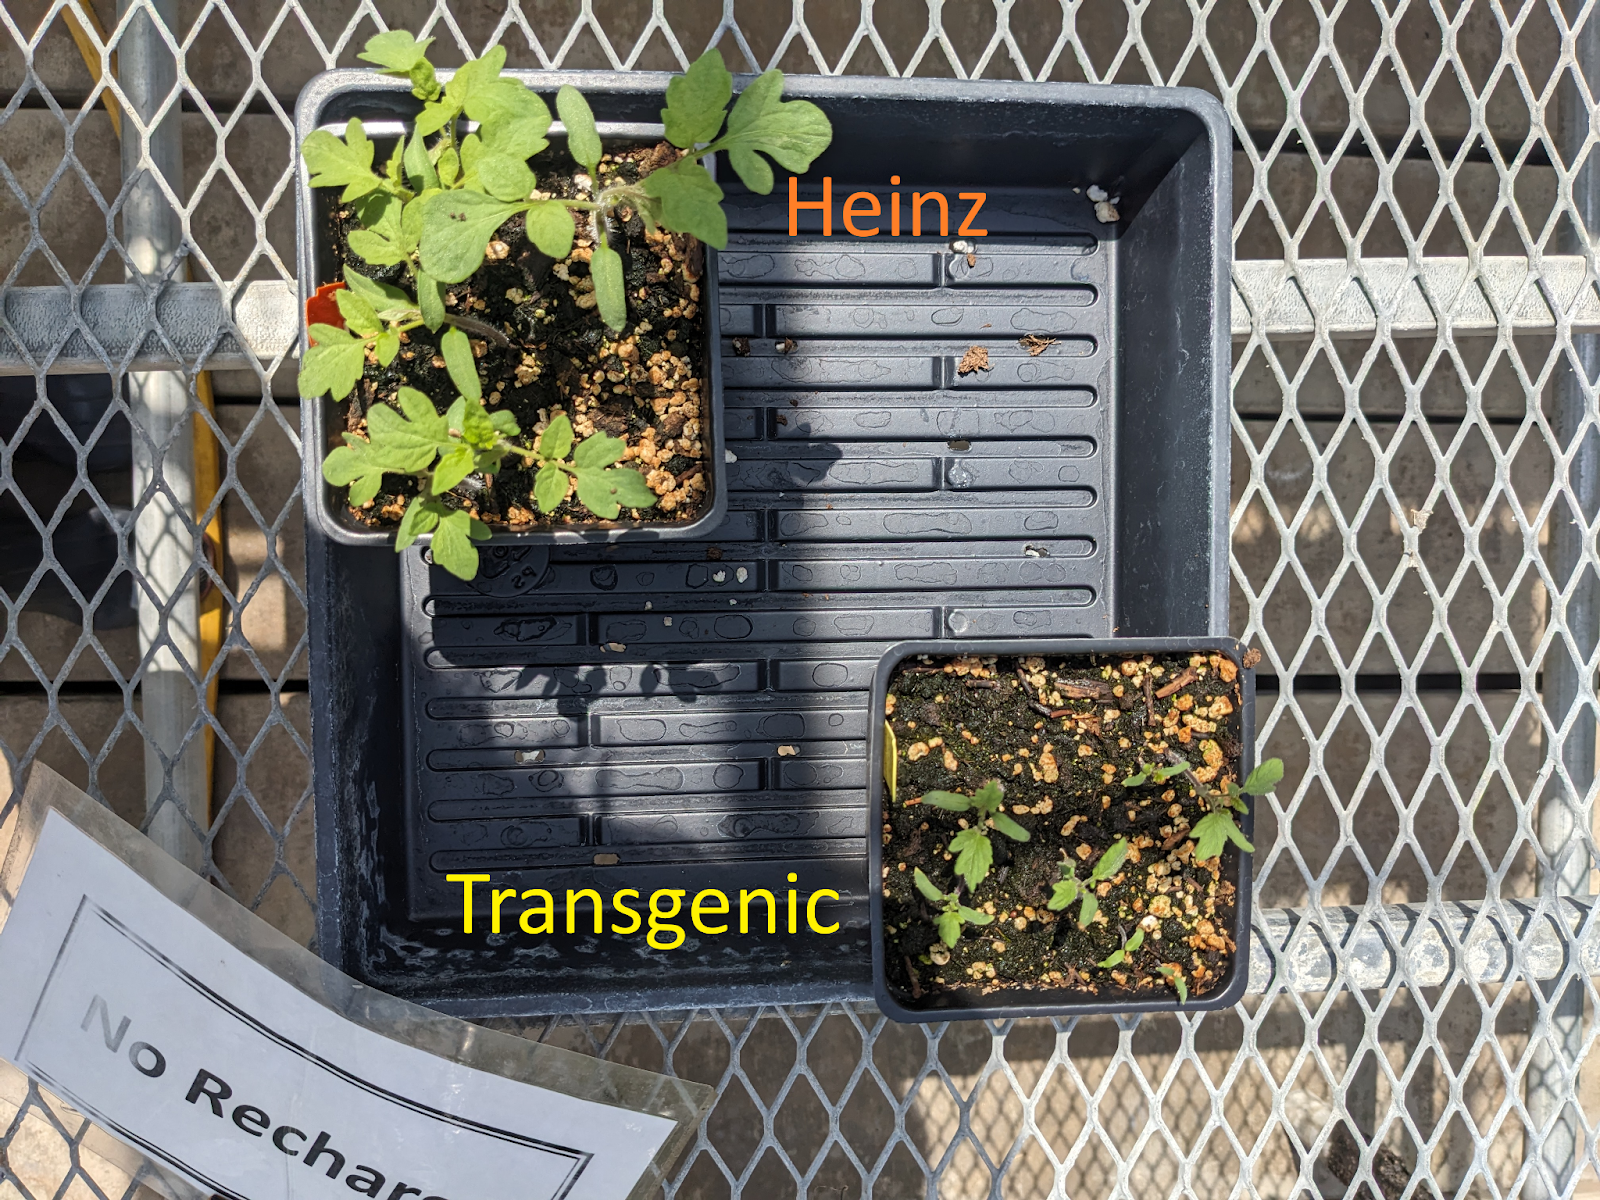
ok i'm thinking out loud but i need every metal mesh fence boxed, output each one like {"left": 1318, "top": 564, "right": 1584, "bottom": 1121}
{"left": 4, "top": 0, "right": 1600, "bottom": 1196}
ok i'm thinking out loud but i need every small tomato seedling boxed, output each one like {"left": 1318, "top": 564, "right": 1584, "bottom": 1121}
{"left": 913, "top": 868, "right": 993, "bottom": 949}
{"left": 921, "top": 779, "right": 1030, "bottom": 891}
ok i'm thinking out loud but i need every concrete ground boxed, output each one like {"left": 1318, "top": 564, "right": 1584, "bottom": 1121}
{"left": 1, "top": 0, "right": 1594, "bottom": 1197}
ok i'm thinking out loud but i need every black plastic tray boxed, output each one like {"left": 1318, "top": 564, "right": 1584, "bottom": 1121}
{"left": 306, "top": 71, "right": 1232, "bottom": 1016}
{"left": 867, "top": 638, "right": 1255, "bottom": 1022}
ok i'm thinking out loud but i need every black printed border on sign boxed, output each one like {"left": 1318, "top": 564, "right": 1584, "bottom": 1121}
{"left": 19, "top": 897, "right": 592, "bottom": 1200}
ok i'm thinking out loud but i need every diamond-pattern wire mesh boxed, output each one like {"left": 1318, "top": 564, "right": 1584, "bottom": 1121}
{"left": 2, "top": 0, "right": 1599, "bottom": 1196}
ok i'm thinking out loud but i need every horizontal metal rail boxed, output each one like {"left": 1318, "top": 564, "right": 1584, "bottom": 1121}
{"left": 4, "top": 254, "right": 1600, "bottom": 376}
{"left": 0, "top": 280, "right": 294, "bottom": 374}
{"left": 1251, "top": 899, "right": 1599, "bottom": 994}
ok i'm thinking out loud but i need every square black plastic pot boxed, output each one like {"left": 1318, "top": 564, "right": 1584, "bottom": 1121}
{"left": 304, "top": 71, "right": 1233, "bottom": 1018}
{"left": 294, "top": 71, "right": 728, "bottom": 550}
{"left": 869, "top": 638, "right": 1255, "bottom": 1022}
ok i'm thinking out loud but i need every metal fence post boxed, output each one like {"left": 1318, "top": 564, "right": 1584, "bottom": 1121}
{"left": 117, "top": 0, "right": 205, "bottom": 871}
{"left": 1528, "top": 0, "right": 1600, "bottom": 1191}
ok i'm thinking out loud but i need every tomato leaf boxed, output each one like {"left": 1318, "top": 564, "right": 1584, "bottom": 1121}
{"left": 536, "top": 412, "right": 573, "bottom": 461}
{"left": 662, "top": 48, "right": 732, "bottom": 148}
{"left": 439, "top": 326, "right": 481, "bottom": 402}
{"left": 949, "top": 826, "right": 993, "bottom": 891}
{"left": 533, "top": 464, "right": 567, "bottom": 512}
{"left": 523, "top": 200, "right": 575, "bottom": 259}
{"left": 711, "top": 69, "right": 832, "bottom": 195}
{"left": 641, "top": 158, "right": 727, "bottom": 248}
{"left": 556, "top": 84, "right": 601, "bottom": 174}
{"left": 604, "top": 466, "right": 658, "bottom": 510}
{"left": 298, "top": 326, "right": 367, "bottom": 400}
{"left": 572, "top": 430, "right": 625, "bottom": 468}
{"left": 418, "top": 190, "right": 525, "bottom": 283}
{"left": 428, "top": 508, "right": 490, "bottom": 580}
{"left": 302, "top": 118, "right": 382, "bottom": 202}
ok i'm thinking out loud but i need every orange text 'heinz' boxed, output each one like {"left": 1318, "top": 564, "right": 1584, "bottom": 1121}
{"left": 789, "top": 177, "right": 988, "bottom": 238}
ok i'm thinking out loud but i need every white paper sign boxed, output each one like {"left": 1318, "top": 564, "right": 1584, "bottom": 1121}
{"left": 0, "top": 810, "right": 677, "bottom": 1200}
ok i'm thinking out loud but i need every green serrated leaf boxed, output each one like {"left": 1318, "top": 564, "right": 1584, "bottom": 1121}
{"left": 465, "top": 76, "right": 547, "bottom": 128}
{"left": 364, "top": 398, "right": 448, "bottom": 472}
{"left": 445, "top": 47, "right": 506, "bottom": 113}
{"left": 415, "top": 269, "right": 445, "bottom": 330}
{"left": 1046, "top": 876, "right": 1079, "bottom": 912}
{"left": 710, "top": 69, "right": 832, "bottom": 195}
{"left": 479, "top": 110, "right": 552, "bottom": 160}
{"left": 641, "top": 158, "right": 727, "bottom": 248}
{"left": 419, "top": 190, "right": 525, "bottom": 284}
{"left": 476, "top": 154, "right": 535, "bottom": 202}
{"left": 1242, "top": 757, "right": 1284, "bottom": 796}
{"left": 303, "top": 119, "right": 382, "bottom": 202}
{"left": 395, "top": 387, "right": 445, "bottom": 433}
{"left": 533, "top": 463, "right": 567, "bottom": 512}
{"left": 346, "top": 469, "right": 384, "bottom": 508}
{"left": 355, "top": 189, "right": 403, "bottom": 239}
{"left": 604, "top": 466, "right": 658, "bottom": 510}
{"left": 358, "top": 30, "right": 433, "bottom": 73}
{"left": 973, "top": 780, "right": 1005, "bottom": 810}
{"left": 590, "top": 240, "right": 627, "bottom": 331}
{"left": 935, "top": 911, "right": 961, "bottom": 949}
{"left": 556, "top": 84, "right": 601, "bottom": 173}
{"left": 342, "top": 265, "right": 410, "bottom": 310}
{"left": 458, "top": 398, "right": 499, "bottom": 450}
{"left": 396, "top": 494, "right": 442, "bottom": 549}
{"left": 431, "top": 444, "right": 476, "bottom": 494}
{"left": 912, "top": 867, "right": 943, "bottom": 905}
{"left": 298, "top": 328, "right": 367, "bottom": 401}
{"left": 489, "top": 409, "right": 521, "bottom": 438}
{"left": 1190, "top": 810, "right": 1254, "bottom": 861}
{"left": 572, "top": 431, "right": 625, "bottom": 469}
{"left": 536, "top": 412, "right": 573, "bottom": 461}
{"left": 403, "top": 127, "right": 440, "bottom": 191}
{"left": 663, "top": 48, "right": 733, "bottom": 148}
{"left": 374, "top": 329, "right": 400, "bottom": 367}
{"left": 524, "top": 200, "right": 575, "bottom": 259}
{"left": 429, "top": 508, "right": 489, "bottom": 580}
{"left": 949, "top": 826, "right": 993, "bottom": 891}
{"left": 440, "top": 326, "right": 481, "bottom": 401}
{"left": 413, "top": 96, "right": 461, "bottom": 139}
{"left": 334, "top": 288, "right": 382, "bottom": 336}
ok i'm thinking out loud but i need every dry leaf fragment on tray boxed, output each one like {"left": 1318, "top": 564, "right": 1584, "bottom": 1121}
{"left": 1019, "top": 335, "right": 1057, "bottom": 356}
{"left": 957, "top": 346, "right": 991, "bottom": 375}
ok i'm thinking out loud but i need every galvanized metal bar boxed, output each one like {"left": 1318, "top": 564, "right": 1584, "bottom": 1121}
{"left": 0, "top": 282, "right": 296, "bottom": 375}
{"left": 1248, "top": 899, "right": 1600, "bottom": 993}
{"left": 118, "top": 0, "right": 204, "bottom": 871}
{"left": 1527, "top": 1, "right": 1600, "bottom": 1190}
{"left": 2, "top": 255, "right": 1598, "bottom": 378}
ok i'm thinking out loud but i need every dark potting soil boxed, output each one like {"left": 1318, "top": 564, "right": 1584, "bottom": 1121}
{"left": 324, "top": 140, "right": 710, "bottom": 530}
{"left": 881, "top": 651, "right": 1246, "bottom": 1006}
